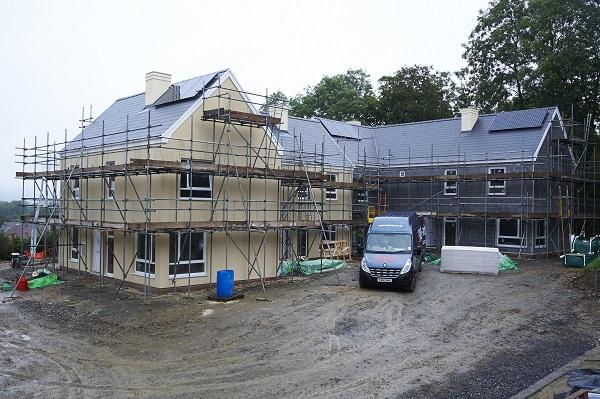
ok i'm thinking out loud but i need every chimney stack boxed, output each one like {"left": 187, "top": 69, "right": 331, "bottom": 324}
{"left": 145, "top": 71, "right": 171, "bottom": 106}
{"left": 460, "top": 108, "right": 479, "bottom": 132}
{"left": 268, "top": 105, "right": 289, "bottom": 131}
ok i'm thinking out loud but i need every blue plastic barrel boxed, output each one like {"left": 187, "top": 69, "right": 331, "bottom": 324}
{"left": 216, "top": 269, "right": 234, "bottom": 298}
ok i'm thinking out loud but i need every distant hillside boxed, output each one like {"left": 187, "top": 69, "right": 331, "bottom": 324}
{"left": 0, "top": 201, "right": 24, "bottom": 224}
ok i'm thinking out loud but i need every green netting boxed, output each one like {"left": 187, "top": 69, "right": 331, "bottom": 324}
{"left": 281, "top": 259, "right": 347, "bottom": 276}
{"left": 498, "top": 255, "right": 519, "bottom": 271}
{"left": 430, "top": 258, "right": 442, "bottom": 266}
{"left": 27, "top": 273, "right": 64, "bottom": 289}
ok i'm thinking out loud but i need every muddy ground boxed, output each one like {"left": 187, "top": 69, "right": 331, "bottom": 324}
{"left": 0, "top": 259, "right": 599, "bottom": 399}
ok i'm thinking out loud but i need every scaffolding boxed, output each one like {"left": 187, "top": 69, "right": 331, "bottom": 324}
{"left": 355, "top": 115, "right": 600, "bottom": 258}
{"left": 10, "top": 77, "right": 600, "bottom": 303}
{"left": 10, "top": 83, "right": 371, "bottom": 302}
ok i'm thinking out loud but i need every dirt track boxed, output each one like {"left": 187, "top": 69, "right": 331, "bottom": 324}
{"left": 1, "top": 260, "right": 599, "bottom": 399}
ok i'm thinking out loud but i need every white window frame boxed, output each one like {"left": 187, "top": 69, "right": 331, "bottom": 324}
{"left": 326, "top": 174, "right": 337, "bottom": 201}
{"left": 488, "top": 167, "right": 506, "bottom": 196}
{"left": 179, "top": 161, "right": 212, "bottom": 200}
{"left": 69, "top": 227, "right": 79, "bottom": 262}
{"left": 72, "top": 178, "right": 80, "bottom": 200}
{"left": 105, "top": 232, "right": 114, "bottom": 277}
{"left": 297, "top": 185, "right": 311, "bottom": 202}
{"left": 444, "top": 169, "right": 458, "bottom": 196}
{"left": 105, "top": 161, "right": 116, "bottom": 199}
{"left": 533, "top": 219, "right": 547, "bottom": 248}
{"left": 322, "top": 225, "right": 337, "bottom": 242}
{"left": 135, "top": 233, "right": 156, "bottom": 277}
{"left": 168, "top": 232, "right": 207, "bottom": 278}
{"left": 496, "top": 218, "right": 526, "bottom": 248}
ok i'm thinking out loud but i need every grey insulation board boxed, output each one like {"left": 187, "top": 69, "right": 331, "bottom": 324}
{"left": 439, "top": 246, "right": 502, "bottom": 275}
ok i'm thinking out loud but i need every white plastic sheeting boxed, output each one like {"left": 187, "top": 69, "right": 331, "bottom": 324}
{"left": 440, "top": 246, "right": 502, "bottom": 276}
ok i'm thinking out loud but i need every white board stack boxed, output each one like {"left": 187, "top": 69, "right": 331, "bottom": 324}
{"left": 440, "top": 246, "right": 502, "bottom": 276}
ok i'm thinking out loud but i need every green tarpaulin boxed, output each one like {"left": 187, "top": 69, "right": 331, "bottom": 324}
{"left": 423, "top": 250, "right": 438, "bottom": 263}
{"left": 429, "top": 255, "right": 518, "bottom": 271}
{"left": 281, "top": 259, "right": 347, "bottom": 276}
{"left": 27, "top": 273, "right": 64, "bottom": 289}
{"left": 498, "top": 255, "right": 519, "bottom": 271}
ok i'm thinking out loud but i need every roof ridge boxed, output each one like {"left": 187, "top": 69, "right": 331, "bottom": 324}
{"left": 113, "top": 69, "right": 230, "bottom": 103}
{"left": 173, "top": 68, "right": 229, "bottom": 86}
{"left": 307, "top": 106, "right": 558, "bottom": 130}
{"left": 288, "top": 116, "right": 321, "bottom": 123}
{"left": 115, "top": 92, "right": 144, "bottom": 102}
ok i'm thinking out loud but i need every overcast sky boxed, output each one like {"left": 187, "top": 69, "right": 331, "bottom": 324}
{"left": 0, "top": 0, "right": 489, "bottom": 201}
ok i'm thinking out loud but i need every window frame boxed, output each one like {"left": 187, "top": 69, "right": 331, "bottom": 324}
{"left": 496, "top": 218, "right": 526, "bottom": 248}
{"left": 533, "top": 219, "right": 547, "bottom": 248}
{"left": 488, "top": 167, "right": 506, "bottom": 196}
{"left": 322, "top": 225, "right": 337, "bottom": 242}
{"left": 105, "top": 161, "right": 116, "bottom": 199}
{"left": 72, "top": 178, "right": 80, "bottom": 200}
{"left": 106, "top": 232, "right": 114, "bottom": 276}
{"left": 168, "top": 231, "right": 207, "bottom": 278}
{"left": 444, "top": 169, "right": 458, "bottom": 196}
{"left": 178, "top": 160, "right": 212, "bottom": 201}
{"left": 135, "top": 232, "right": 156, "bottom": 277}
{"left": 297, "top": 229, "right": 308, "bottom": 257}
{"left": 325, "top": 174, "right": 337, "bottom": 201}
{"left": 297, "top": 185, "right": 311, "bottom": 202}
{"left": 69, "top": 227, "right": 79, "bottom": 262}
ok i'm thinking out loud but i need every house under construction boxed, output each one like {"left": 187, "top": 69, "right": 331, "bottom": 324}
{"left": 15, "top": 68, "right": 600, "bottom": 296}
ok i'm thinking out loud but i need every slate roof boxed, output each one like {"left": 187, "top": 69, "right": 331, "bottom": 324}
{"left": 63, "top": 67, "right": 559, "bottom": 169}
{"left": 65, "top": 69, "right": 228, "bottom": 152}
{"left": 1, "top": 222, "right": 33, "bottom": 238}
{"left": 273, "top": 117, "right": 354, "bottom": 168}
{"left": 284, "top": 107, "right": 558, "bottom": 167}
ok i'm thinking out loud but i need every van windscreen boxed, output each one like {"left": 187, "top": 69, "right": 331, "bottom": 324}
{"left": 366, "top": 233, "right": 412, "bottom": 254}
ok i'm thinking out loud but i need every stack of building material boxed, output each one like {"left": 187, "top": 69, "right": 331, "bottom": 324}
{"left": 440, "top": 246, "right": 502, "bottom": 275}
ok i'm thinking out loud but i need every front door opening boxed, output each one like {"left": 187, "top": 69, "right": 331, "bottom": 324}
{"left": 444, "top": 218, "right": 457, "bottom": 246}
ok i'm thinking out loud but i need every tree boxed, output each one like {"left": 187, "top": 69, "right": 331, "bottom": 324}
{"left": 461, "top": 0, "right": 600, "bottom": 129}
{"left": 527, "top": 0, "right": 600, "bottom": 125}
{"left": 0, "top": 201, "right": 25, "bottom": 224}
{"left": 260, "top": 90, "right": 288, "bottom": 114}
{"left": 375, "top": 65, "right": 457, "bottom": 124}
{"left": 460, "top": 0, "right": 534, "bottom": 112}
{"left": 289, "top": 69, "right": 376, "bottom": 123}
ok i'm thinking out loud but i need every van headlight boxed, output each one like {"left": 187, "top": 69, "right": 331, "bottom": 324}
{"left": 361, "top": 258, "right": 370, "bottom": 274}
{"left": 400, "top": 258, "right": 412, "bottom": 274}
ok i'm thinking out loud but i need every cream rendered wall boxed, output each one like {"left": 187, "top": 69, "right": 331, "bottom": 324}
{"left": 59, "top": 228, "right": 281, "bottom": 289}
{"left": 59, "top": 77, "right": 286, "bottom": 288}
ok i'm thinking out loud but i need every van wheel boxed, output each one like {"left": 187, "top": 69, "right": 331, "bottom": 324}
{"left": 404, "top": 273, "right": 416, "bottom": 292}
{"left": 359, "top": 275, "right": 370, "bottom": 289}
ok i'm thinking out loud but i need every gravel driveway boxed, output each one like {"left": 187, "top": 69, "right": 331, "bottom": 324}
{"left": 1, "top": 259, "right": 598, "bottom": 398}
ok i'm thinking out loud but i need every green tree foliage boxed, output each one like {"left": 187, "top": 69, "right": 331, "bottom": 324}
{"left": 461, "top": 0, "right": 600, "bottom": 128}
{"left": 0, "top": 232, "right": 24, "bottom": 260}
{"left": 289, "top": 69, "right": 377, "bottom": 123}
{"left": 260, "top": 90, "right": 288, "bottom": 114}
{"left": 289, "top": 67, "right": 456, "bottom": 125}
{"left": 0, "top": 201, "right": 25, "bottom": 225}
{"left": 375, "top": 66, "right": 457, "bottom": 124}
{"left": 460, "top": 0, "right": 532, "bottom": 111}
{"left": 528, "top": 0, "right": 600, "bottom": 126}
